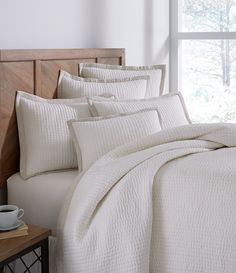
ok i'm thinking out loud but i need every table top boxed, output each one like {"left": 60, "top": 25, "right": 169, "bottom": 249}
{"left": 0, "top": 224, "right": 51, "bottom": 262}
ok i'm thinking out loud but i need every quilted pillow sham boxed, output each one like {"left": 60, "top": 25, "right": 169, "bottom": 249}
{"left": 68, "top": 110, "right": 161, "bottom": 171}
{"left": 57, "top": 70, "right": 149, "bottom": 100}
{"left": 88, "top": 92, "right": 191, "bottom": 130}
{"left": 16, "top": 91, "right": 92, "bottom": 179}
{"left": 80, "top": 63, "right": 166, "bottom": 97}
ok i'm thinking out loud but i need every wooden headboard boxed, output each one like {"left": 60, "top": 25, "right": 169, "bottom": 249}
{"left": 0, "top": 48, "right": 125, "bottom": 204}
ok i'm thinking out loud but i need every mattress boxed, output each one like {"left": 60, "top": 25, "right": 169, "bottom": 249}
{"left": 7, "top": 170, "right": 78, "bottom": 233}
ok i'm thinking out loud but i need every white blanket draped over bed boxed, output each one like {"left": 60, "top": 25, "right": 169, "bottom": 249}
{"left": 57, "top": 123, "right": 236, "bottom": 273}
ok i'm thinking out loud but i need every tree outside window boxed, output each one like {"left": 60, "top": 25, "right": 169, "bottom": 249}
{"left": 173, "top": 0, "right": 236, "bottom": 123}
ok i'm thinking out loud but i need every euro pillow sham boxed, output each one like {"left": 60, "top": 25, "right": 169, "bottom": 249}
{"left": 88, "top": 92, "right": 191, "bottom": 130}
{"left": 80, "top": 63, "right": 166, "bottom": 97}
{"left": 68, "top": 110, "right": 161, "bottom": 171}
{"left": 16, "top": 91, "right": 92, "bottom": 179}
{"left": 57, "top": 70, "right": 149, "bottom": 100}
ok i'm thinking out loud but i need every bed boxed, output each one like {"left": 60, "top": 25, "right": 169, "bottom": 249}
{"left": 1, "top": 48, "right": 236, "bottom": 273}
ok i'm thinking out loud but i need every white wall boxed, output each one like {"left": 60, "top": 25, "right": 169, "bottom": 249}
{"left": 0, "top": 0, "right": 169, "bottom": 81}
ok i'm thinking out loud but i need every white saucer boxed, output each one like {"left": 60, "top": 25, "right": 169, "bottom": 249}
{"left": 0, "top": 220, "right": 24, "bottom": 231}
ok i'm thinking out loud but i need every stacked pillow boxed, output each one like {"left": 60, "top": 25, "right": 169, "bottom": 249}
{"left": 68, "top": 110, "right": 162, "bottom": 171}
{"left": 80, "top": 63, "right": 166, "bottom": 97}
{"left": 58, "top": 70, "right": 149, "bottom": 100}
{"left": 16, "top": 63, "right": 190, "bottom": 179}
{"left": 16, "top": 91, "right": 91, "bottom": 179}
{"left": 88, "top": 92, "right": 191, "bottom": 130}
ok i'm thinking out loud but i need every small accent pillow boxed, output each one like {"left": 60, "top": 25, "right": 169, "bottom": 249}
{"left": 16, "top": 91, "right": 92, "bottom": 179}
{"left": 68, "top": 110, "right": 161, "bottom": 171}
{"left": 88, "top": 92, "right": 191, "bottom": 130}
{"left": 57, "top": 70, "right": 149, "bottom": 100}
{"left": 80, "top": 63, "right": 166, "bottom": 97}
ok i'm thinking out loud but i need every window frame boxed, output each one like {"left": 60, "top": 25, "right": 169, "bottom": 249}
{"left": 170, "top": 0, "right": 236, "bottom": 92}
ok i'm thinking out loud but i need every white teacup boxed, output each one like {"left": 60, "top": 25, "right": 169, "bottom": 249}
{"left": 0, "top": 205, "right": 24, "bottom": 229}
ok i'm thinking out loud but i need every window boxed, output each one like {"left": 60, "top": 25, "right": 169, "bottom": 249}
{"left": 170, "top": 0, "right": 236, "bottom": 123}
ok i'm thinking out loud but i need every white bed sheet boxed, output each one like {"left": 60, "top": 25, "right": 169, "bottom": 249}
{"left": 7, "top": 170, "right": 78, "bottom": 233}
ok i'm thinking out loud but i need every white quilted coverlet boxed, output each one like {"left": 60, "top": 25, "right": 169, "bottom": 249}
{"left": 57, "top": 123, "right": 236, "bottom": 273}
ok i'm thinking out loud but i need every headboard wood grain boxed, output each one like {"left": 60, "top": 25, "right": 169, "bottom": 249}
{"left": 0, "top": 48, "right": 125, "bottom": 204}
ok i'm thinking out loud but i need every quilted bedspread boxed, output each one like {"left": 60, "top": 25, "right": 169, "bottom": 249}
{"left": 57, "top": 123, "right": 236, "bottom": 273}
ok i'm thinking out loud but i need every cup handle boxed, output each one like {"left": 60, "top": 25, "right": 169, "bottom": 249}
{"left": 17, "top": 208, "right": 24, "bottom": 220}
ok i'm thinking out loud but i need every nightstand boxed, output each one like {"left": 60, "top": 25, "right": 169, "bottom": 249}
{"left": 0, "top": 224, "right": 51, "bottom": 273}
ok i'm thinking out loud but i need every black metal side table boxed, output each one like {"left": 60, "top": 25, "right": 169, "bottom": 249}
{"left": 0, "top": 225, "right": 51, "bottom": 273}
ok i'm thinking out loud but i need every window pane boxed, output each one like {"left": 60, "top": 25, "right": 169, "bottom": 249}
{"left": 182, "top": 40, "right": 236, "bottom": 123}
{"left": 182, "top": 0, "right": 236, "bottom": 32}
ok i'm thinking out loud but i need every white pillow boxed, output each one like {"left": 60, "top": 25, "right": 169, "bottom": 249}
{"left": 80, "top": 63, "right": 166, "bottom": 97}
{"left": 88, "top": 92, "right": 191, "bottom": 130}
{"left": 16, "top": 91, "right": 91, "bottom": 179}
{"left": 57, "top": 70, "right": 149, "bottom": 100}
{"left": 68, "top": 110, "right": 161, "bottom": 171}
